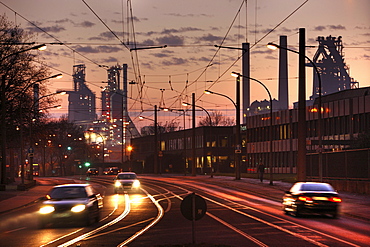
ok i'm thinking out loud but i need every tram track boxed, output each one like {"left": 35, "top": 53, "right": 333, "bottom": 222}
{"left": 140, "top": 176, "right": 363, "bottom": 247}
{"left": 40, "top": 176, "right": 166, "bottom": 247}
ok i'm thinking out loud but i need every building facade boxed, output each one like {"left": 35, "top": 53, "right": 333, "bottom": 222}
{"left": 130, "top": 87, "right": 370, "bottom": 178}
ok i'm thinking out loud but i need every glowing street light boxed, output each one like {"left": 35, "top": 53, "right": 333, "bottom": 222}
{"left": 231, "top": 72, "right": 274, "bottom": 185}
{"left": 267, "top": 28, "right": 308, "bottom": 181}
{"left": 204, "top": 78, "right": 241, "bottom": 180}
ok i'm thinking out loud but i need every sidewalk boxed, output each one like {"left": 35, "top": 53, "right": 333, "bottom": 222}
{"left": 0, "top": 175, "right": 369, "bottom": 222}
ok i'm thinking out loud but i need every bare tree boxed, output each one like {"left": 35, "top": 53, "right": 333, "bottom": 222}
{"left": 198, "top": 111, "right": 235, "bottom": 126}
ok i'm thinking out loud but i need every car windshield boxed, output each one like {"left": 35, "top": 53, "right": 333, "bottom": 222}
{"left": 300, "top": 184, "right": 334, "bottom": 192}
{"left": 117, "top": 174, "right": 137, "bottom": 179}
{"left": 49, "top": 186, "right": 87, "bottom": 199}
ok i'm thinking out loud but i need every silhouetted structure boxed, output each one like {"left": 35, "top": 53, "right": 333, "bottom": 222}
{"left": 309, "top": 36, "right": 359, "bottom": 100}
{"left": 67, "top": 64, "right": 96, "bottom": 123}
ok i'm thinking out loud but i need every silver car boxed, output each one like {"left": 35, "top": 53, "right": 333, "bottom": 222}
{"left": 39, "top": 184, "right": 103, "bottom": 228}
{"left": 114, "top": 172, "right": 141, "bottom": 193}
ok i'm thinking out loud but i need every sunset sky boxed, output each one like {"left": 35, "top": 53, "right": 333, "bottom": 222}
{"left": 1, "top": 0, "right": 369, "bottom": 129}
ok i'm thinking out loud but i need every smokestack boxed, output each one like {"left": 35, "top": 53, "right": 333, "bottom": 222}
{"left": 278, "top": 36, "right": 288, "bottom": 110}
{"left": 242, "top": 42, "right": 250, "bottom": 123}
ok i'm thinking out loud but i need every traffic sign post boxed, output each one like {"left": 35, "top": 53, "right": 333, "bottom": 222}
{"left": 180, "top": 193, "right": 207, "bottom": 244}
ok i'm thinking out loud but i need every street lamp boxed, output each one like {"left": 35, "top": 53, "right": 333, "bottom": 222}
{"left": 182, "top": 101, "right": 214, "bottom": 177}
{"left": 87, "top": 130, "right": 105, "bottom": 164}
{"left": 139, "top": 105, "right": 159, "bottom": 174}
{"left": 28, "top": 89, "right": 64, "bottom": 182}
{"left": 204, "top": 79, "right": 241, "bottom": 181}
{"left": 159, "top": 107, "right": 188, "bottom": 174}
{"left": 1, "top": 44, "right": 47, "bottom": 188}
{"left": 231, "top": 72, "right": 274, "bottom": 185}
{"left": 267, "top": 28, "right": 317, "bottom": 182}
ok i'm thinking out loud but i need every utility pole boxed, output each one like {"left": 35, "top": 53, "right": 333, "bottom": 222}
{"left": 297, "top": 28, "right": 307, "bottom": 182}
{"left": 1, "top": 75, "right": 6, "bottom": 189}
{"left": 192, "top": 93, "right": 196, "bottom": 176}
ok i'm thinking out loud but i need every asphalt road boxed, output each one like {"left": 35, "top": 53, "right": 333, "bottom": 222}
{"left": 0, "top": 175, "right": 369, "bottom": 247}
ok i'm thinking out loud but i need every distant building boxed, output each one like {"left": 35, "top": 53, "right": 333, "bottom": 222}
{"left": 67, "top": 64, "right": 96, "bottom": 123}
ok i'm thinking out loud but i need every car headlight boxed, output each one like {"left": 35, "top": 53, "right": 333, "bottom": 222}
{"left": 71, "top": 204, "right": 86, "bottom": 213}
{"left": 115, "top": 181, "right": 121, "bottom": 187}
{"left": 39, "top": 206, "right": 55, "bottom": 214}
{"left": 133, "top": 180, "right": 140, "bottom": 188}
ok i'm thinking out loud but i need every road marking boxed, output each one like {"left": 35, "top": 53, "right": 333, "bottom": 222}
{"left": 117, "top": 188, "right": 164, "bottom": 247}
{"left": 57, "top": 193, "right": 131, "bottom": 247}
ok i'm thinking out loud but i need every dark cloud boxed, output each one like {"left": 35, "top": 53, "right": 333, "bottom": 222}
{"left": 152, "top": 50, "right": 174, "bottom": 58}
{"left": 265, "top": 55, "right": 277, "bottom": 60}
{"left": 152, "top": 53, "right": 170, "bottom": 58}
{"left": 100, "top": 56, "right": 119, "bottom": 63}
{"left": 156, "top": 35, "right": 184, "bottom": 45}
{"left": 198, "top": 56, "right": 211, "bottom": 62}
{"left": 89, "top": 31, "right": 125, "bottom": 41}
{"left": 139, "top": 39, "right": 156, "bottom": 46}
{"left": 128, "top": 16, "right": 148, "bottom": 22}
{"left": 141, "top": 62, "right": 153, "bottom": 69}
{"left": 26, "top": 25, "right": 66, "bottom": 33}
{"left": 196, "top": 33, "right": 223, "bottom": 43}
{"left": 162, "top": 57, "right": 187, "bottom": 66}
{"left": 76, "top": 21, "right": 95, "bottom": 28}
{"left": 314, "top": 25, "right": 326, "bottom": 31}
{"left": 161, "top": 27, "right": 203, "bottom": 35}
{"left": 74, "top": 45, "right": 122, "bottom": 54}
{"left": 251, "top": 49, "right": 273, "bottom": 55}
{"left": 328, "top": 25, "right": 346, "bottom": 30}
{"left": 55, "top": 18, "right": 72, "bottom": 24}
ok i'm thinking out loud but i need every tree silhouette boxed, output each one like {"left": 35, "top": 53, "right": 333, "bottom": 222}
{"left": 198, "top": 111, "right": 235, "bottom": 126}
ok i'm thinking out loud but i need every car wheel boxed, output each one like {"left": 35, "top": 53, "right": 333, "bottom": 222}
{"left": 95, "top": 207, "right": 100, "bottom": 223}
{"left": 38, "top": 219, "right": 47, "bottom": 229}
{"left": 293, "top": 206, "right": 301, "bottom": 217}
{"left": 331, "top": 211, "right": 338, "bottom": 219}
{"left": 282, "top": 206, "right": 289, "bottom": 215}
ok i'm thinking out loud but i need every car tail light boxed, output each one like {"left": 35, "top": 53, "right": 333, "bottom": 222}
{"left": 298, "top": 196, "right": 312, "bottom": 202}
{"left": 329, "top": 197, "right": 342, "bottom": 203}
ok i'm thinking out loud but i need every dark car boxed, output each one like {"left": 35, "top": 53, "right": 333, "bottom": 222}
{"left": 114, "top": 172, "right": 140, "bottom": 193}
{"left": 282, "top": 182, "right": 342, "bottom": 218}
{"left": 104, "top": 167, "right": 119, "bottom": 175}
{"left": 38, "top": 184, "right": 103, "bottom": 228}
{"left": 86, "top": 168, "right": 99, "bottom": 176}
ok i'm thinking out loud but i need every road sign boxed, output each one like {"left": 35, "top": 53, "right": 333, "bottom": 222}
{"left": 180, "top": 193, "right": 207, "bottom": 221}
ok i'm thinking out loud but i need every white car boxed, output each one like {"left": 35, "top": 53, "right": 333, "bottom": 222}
{"left": 114, "top": 172, "right": 141, "bottom": 193}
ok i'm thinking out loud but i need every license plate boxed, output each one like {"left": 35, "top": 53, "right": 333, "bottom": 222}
{"left": 312, "top": 197, "right": 328, "bottom": 201}
{"left": 53, "top": 212, "right": 71, "bottom": 218}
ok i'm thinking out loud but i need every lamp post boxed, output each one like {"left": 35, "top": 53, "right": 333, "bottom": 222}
{"left": 204, "top": 77, "right": 241, "bottom": 181}
{"left": 28, "top": 88, "right": 64, "bottom": 181}
{"left": 139, "top": 105, "right": 159, "bottom": 174}
{"left": 182, "top": 102, "right": 213, "bottom": 177}
{"left": 267, "top": 28, "right": 318, "bottom": 181}
{"left": 204, "top": 78, "right": 241, "bottom": 180}
{"left": 231, "top": 72, "right": 274, "bottom": 185}
{"left": 1, "top": 44, "right": 47, "bottom": 188}
{"left": 160, "top": 107, "right": 188, "bottom": 174}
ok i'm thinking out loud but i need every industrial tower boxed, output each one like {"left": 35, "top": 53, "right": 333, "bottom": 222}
{"left": 309, "top": 36, "right": 359, "bottom": 100}
{"left": 67, "top": 64, "right": 96, "bottom": 123}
